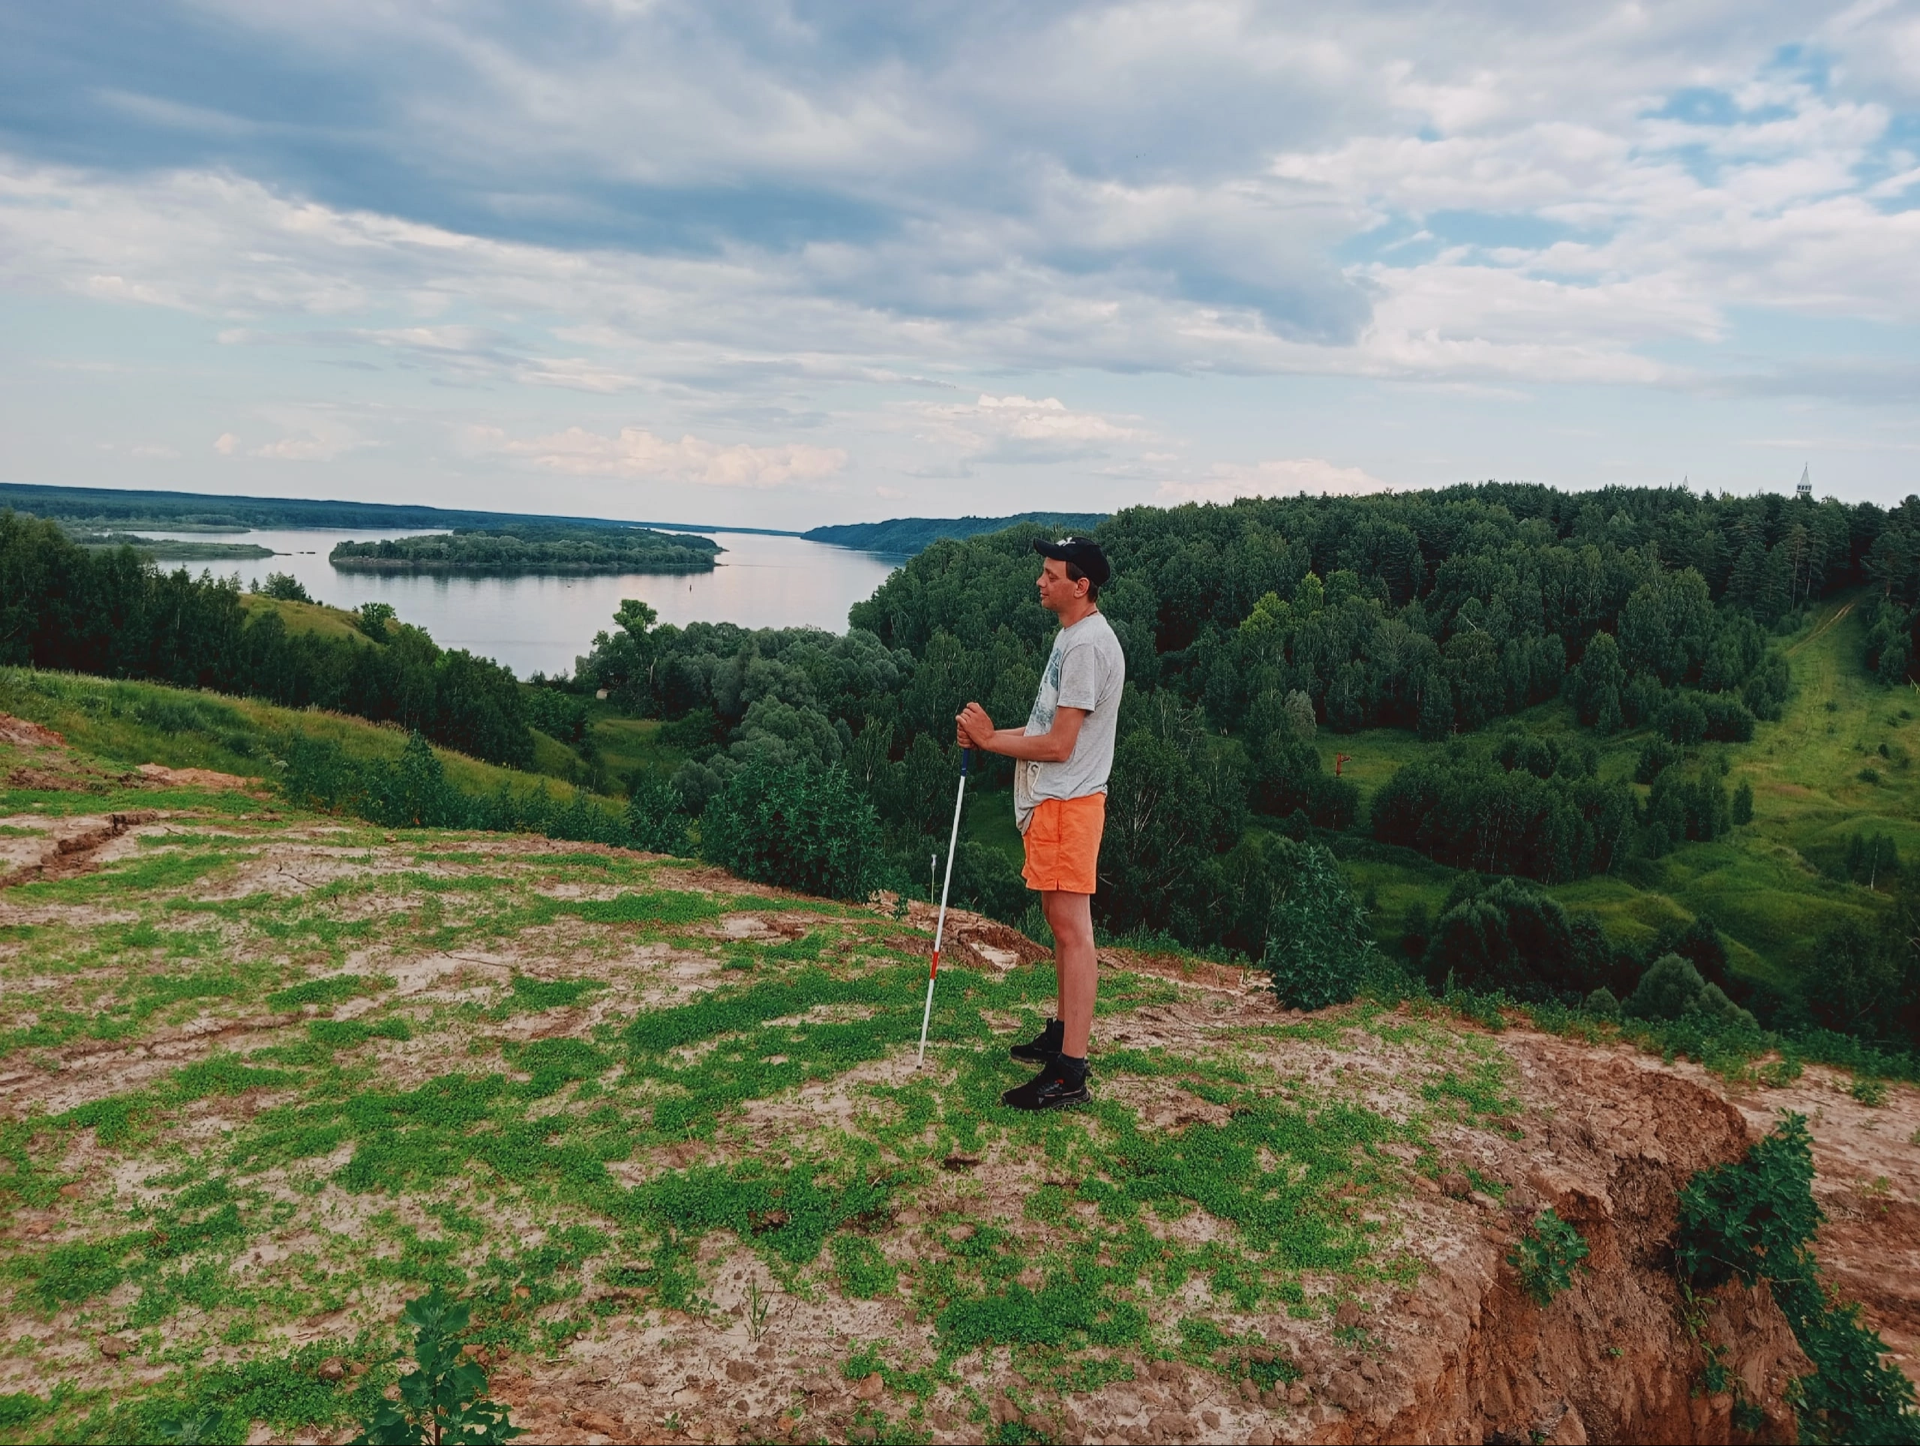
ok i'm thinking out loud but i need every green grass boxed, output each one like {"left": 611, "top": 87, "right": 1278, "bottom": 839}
{"left": 7, "top": 613, "right": 1911, "bottom": 1441}
{"left": 238, "top": 594, "right": 381, "bottom": 646}
{"left": 0, "top": 712, "right": 1520, "bottom": 1441}
{"left": 587, "top": 709, "right": 690, "bottom": 785}
{"left": 0, "top": 666, "right": 627, "bottom": 811}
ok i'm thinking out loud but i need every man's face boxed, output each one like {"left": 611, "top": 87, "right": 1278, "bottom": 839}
{"left": 1036, "top": 557, "right": 1086, "bottom": 614}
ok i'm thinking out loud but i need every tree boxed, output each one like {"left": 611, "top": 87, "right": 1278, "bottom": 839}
{"left": 1803, "top": 923, "right": 1901, "bottom": 1037}
{"left": 1420, "top": 876, "right": 1582, "bottom": 998}
{"left": 1731, "top": 779, "right": 1754, "bottom": 825}
{"left": 1568, "top": 632, "right": 1625, "bottom": 731}
{"left": 261, "top": 571, "right": 313, "bottom": 603}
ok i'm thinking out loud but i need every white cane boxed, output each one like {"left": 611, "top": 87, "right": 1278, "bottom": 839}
{"left": 915, "top": 748, "right": 970, "bottom": 1068}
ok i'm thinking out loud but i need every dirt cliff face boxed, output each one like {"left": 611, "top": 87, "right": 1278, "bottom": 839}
{"left": 1286, "top": 1029, "right": 1808, "bottom": 1445}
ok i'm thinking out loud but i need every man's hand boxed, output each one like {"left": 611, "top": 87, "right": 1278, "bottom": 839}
{"left": 956, "top": 702, "right": 994, "bottom": 748}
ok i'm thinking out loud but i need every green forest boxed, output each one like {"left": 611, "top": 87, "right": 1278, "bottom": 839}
{"left": 802, "top": 511, "right": 1106, "bottom": 554}
{"left": 328, "top": 524, "right": 721, "bottom": 575}
{"left": 14, "top": 482, "right": 1920, "bottom": 1062}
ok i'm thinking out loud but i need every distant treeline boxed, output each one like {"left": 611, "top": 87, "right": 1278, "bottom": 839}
{"left": 0, "top": 481, "right": 657, "bottom": 536}
{"left": 330, "top": 526, "right": 721, "bottom": 576}
{"left": 0, "top": 512, "right": 532, "bottom": 767}
{"left": 802, "top": 512, "right": 1107, "bottom": 555}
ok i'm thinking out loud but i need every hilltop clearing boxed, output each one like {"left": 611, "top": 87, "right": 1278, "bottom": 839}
{"left": 0, "top": 716, "right": 1911, "bottom": 1443}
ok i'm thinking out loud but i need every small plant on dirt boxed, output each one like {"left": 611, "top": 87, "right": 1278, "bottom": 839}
{"left": 1507, "top": 1208, "right": 1589, "bottom": 1307}
{"left": 746, "top": 1279, "right": 772, "bottom": 1342}
{"left": 152, "top": 1408, "right": 222, "bottom": 1444}
{"left": 353, "top": 1287, "right": 523, "bottom": 1446}
{"left": 1851, "top": 1076, "right": 1888, "bottom": 1107}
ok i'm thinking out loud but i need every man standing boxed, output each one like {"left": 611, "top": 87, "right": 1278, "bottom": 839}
{"left": 956, "top": 536, "right": 1125, "bottom": 1110}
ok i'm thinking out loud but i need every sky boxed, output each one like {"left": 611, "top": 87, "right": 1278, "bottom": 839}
{"left": 3, "top": 1, "right": 1920, "bottom": 528}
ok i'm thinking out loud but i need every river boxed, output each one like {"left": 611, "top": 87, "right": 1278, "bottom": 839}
{"left": 136, "top": 527, "right": 905, "bottom": 679}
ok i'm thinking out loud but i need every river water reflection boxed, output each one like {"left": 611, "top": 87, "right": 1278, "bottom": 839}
{"left": 138, "top": 527, "right": 905, "bottom": 679}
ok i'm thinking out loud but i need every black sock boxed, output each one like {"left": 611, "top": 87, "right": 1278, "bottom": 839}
{"left": 1054, "top": 1052, "right": 1087, "bottom": 1081}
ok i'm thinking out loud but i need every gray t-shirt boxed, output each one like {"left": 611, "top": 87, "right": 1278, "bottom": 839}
{"left": 1014, "top": 611, "right": 1126, "bottom": 834}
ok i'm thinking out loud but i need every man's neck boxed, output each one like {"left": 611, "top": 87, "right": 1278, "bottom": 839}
{"left": 1054, "top": 598, "right": 1099, "bottom": 629}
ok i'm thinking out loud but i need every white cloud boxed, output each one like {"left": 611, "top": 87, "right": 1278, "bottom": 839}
{"left": 212, "top": 432, "right": 239, "bottom": 455}
{"left": 130, "top": 442, "right": 179, "bottom": 458}
{"left": 6, "top": 0, "right": 1920, "bottom": 511}
{"left": 905, "top": 393, "right": 1146, "bottom": 463}
{"left": 488, "top": 426, "right": 847, "bottom": 489}
{"left": 1159, "top": 458, "right": 1395, "bottom": 503}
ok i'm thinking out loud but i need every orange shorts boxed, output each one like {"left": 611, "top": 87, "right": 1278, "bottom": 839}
{"left": 1022, "top": 793, "right": 1105, "bottom": 895}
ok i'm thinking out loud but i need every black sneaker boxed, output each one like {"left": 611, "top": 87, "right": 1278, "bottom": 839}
{"left": 1010, "top": 1017, "right": 1064, "bottom": 1063}
{"left": 1001, "top": 1057, "right": 1090, "bottom": 1111}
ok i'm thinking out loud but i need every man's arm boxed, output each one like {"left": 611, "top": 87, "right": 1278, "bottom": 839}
{"left": 956, "top": 701, "right": 1087, "bottom": 763}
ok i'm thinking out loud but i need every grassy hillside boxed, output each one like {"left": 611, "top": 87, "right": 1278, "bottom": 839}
{"left": 237, "top": 594, "right": 380, "bottom": 646}
{"left": 0, "top": 713, "right": 1542, "bottom": 1443}
{"left": 0, "top": 668, "right": 621, "bottom": 812}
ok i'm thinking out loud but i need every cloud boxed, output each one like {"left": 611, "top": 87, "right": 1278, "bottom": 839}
{"left": 212, "top": 432, "right": 238, "bottom": 455}
{"left": 490, "top": 426, "right": 847, "bottom": 488}
{"left": 1159, "top": 458, "right": 1395, "bottom": 504}
{"left": 5, "top": 0, "right": 1920, "bottom": 513}
{"left": 904, "top": 393, "right": 1146, "bottom": 464}
{"left": 130, "top": 442, "right": 180, "bottom": 458}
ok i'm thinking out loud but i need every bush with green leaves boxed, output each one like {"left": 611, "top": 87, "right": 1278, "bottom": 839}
{"left": 1677, "top": 1114, "right": 1919, "bottom": 1444}
{"left": 1260, "top": 840, "right": 1392, "bottom": 1010}
{"left": 1506, "top": 1208, "right": 1589, "bottom": 1307}
{"left": 1626, "top": 953, "right": 1755, "bottom": 1029}
{"left": 699, "top": 756, "right": 884, "bottom": 901}
{"left": 353, "top": 1287, "right": 522, "bottom": 1446}
{"left": 261, "top": 571, "right": 313, "bottom": 603}
{"left": 623, "top": 774, "right": 692, "bottom": 855}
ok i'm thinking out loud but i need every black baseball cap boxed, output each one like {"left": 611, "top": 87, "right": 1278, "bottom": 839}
{"left": 1032, "top": 535, "right": 1110, "bottom": 586}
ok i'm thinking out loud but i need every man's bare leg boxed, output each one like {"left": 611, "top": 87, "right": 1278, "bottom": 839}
{"left": 1042, "top": 888, "right": 1097, "bottom": 1057}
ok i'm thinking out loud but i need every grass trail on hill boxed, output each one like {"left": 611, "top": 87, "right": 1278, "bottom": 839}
{"left": 0, "top": 719, "right": 1525, "bottom": 1444}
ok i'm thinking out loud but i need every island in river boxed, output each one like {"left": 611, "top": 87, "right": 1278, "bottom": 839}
{"left": 329, "top": 524, "right": 722, "bottom": 575}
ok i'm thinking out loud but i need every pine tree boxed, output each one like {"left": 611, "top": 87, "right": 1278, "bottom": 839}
{"left": 1728, "top": 537, "right": 1767, "bottom": 608}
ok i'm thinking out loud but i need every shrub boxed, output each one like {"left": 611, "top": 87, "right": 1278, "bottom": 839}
{"left": 1507, "top": 1208, "right": 1589, "bottom": 1307}
{"left": 523, "top": 686, "right": 589, "bottom": 744}
{"left": 1260, "top": 841, "right": 1390, "bottom": 1010}
{"left": 1732, "top": 779, "right": 1754, "bottom": 825}
{"left": 951, "top": 839, "right": 1029, "bottom": 925}
{"left": 700, "top": 758, "right": 883, "bottom": 901}
{"left": 1626, "top": 953, "right": 1755, "bottom": 1028}
{"left": 624, "top": 775, "right": 691, "bottom": 856}
{"left": 1677, "top": 1115, "right": 1919, "bottom": 1444}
